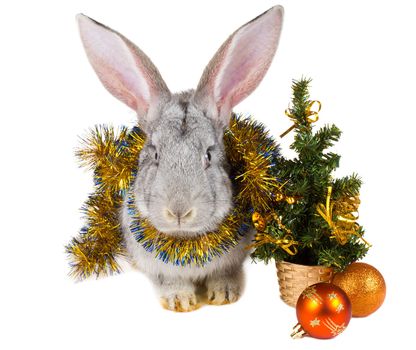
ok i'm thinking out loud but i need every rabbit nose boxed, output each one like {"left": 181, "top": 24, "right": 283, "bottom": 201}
{"left": 164, "top": 207, "right": 196, "bottom": 224}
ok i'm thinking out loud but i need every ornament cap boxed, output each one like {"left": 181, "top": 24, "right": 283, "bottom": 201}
{"left": 291, "top": 323, "right": 306, "bottom": 339}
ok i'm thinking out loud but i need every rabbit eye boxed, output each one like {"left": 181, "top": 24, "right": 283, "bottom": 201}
{"left": 203, "top": 148, "right": 212, "bottom": 169}
{"left": 148, "top": 144, "right": 158, "bottom": 163}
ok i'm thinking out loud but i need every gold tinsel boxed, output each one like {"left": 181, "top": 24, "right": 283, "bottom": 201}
{"left": 249, "top": 211, "right": 299, "bottom": 256}
{"left": 67, "top": 126, "right": 146, "bottom": 278}
{"left": 67, "top": 114, "right": 281, "bottom": 279}
{"left": 128, "top": 193, "right": 248, "bottom": 266}
{"left": 225, "top": 116, "right": 281, "bottom": 212}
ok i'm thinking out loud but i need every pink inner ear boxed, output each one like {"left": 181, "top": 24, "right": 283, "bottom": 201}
{"left": 214, "top": 7, "right": 283, "bottom": 110}
{"left": 218, "top": 51, "right": 259, "bottom": 108}
{"left": 78, "top": 15, "right": 152, "bottom": 114}
{"left": 95, "top": 59, "right": 139, "bottom": 111}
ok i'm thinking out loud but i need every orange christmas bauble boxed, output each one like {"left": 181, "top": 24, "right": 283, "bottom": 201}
{"left": 332, "top": 262, "right": 386, "bottom": 317}
{"left": 292, "top": 283, "right": 352, "bottom": 339}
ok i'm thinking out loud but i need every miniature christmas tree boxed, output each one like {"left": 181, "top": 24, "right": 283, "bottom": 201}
{"left": 251, "top": 78, "right": 370, "bottom": 271}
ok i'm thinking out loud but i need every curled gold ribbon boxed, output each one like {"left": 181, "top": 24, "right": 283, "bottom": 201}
{"left": 249, "top": 212, "right": 298, "bottom": 255}
{"left": 305, "top": 100, "right": 321, "bottom": 123}
{"left": 248, "top": 233, "right": 299, "bottom": 256}
{"left": 280, "top": 100, "right": 321, "bottom": 138}
{"left": 316, "top": 186, "right": 369, "bottom": 245}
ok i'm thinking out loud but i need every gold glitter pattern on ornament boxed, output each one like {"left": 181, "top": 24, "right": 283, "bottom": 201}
{"left": 332, "top": 262, "right": 386, "bottom": 317}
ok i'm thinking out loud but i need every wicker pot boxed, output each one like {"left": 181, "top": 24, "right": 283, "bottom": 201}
{"left": 276, "top": 261, "right": 334, "bottom": 307}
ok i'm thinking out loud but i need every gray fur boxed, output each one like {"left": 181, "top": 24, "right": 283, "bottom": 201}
{"left": 121, "top": 91, "right": 247, "bottom": 310}
{"left": 77, "top": 6, "right": 284, "bottom": 311}
{"left": 132, "top": 91, "right": 233, "bottom": 237}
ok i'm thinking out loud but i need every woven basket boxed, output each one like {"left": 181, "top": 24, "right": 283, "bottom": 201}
{"left": 276, "top": 261, "right": 334, "bottom": 307}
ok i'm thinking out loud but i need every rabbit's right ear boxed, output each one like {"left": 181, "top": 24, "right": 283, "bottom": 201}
{"left": 77, "top": 14, "right": 170, "bottom": 125}
{"left": 195, "top": 6, "right": 284, "bottom": 129}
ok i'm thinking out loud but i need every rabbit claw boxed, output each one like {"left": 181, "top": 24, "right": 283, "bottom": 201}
{"left": 160, "top": 292, "right": 199, "bottom": 312}
{"left": 207, "top": 287, "right": 240, "bottom": 305}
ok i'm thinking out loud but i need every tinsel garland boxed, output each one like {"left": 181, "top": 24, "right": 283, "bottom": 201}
{"left": 66, "top": 114, "right": 282, "bottom": 279}
{"left": 127, "top": 192, "right": 250, "bottom": 266}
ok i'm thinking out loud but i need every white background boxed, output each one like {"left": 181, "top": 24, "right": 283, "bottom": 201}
{"left": 1, "top": 0, "right": 414, "bottom": 348}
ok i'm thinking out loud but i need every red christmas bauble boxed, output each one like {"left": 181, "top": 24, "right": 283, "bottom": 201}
{"left": 292, "top": 282, "right": 352, "bottom": 339}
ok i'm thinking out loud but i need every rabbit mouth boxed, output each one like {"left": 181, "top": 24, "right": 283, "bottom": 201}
{"left": 147, "top": 210, "right": 224, "bottom": 237}
{"left": 132, "top": 193, "right": 231, "bottom": 237}
{"left": 134, "top": 190, "right": 232, "bottom": 237}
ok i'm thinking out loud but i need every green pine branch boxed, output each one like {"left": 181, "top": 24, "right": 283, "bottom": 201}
{"left": 251, "top": 78, "right": 369, "bottom": 271}
{"left": 290, "top": 78, "right": 313, "bottom": 127}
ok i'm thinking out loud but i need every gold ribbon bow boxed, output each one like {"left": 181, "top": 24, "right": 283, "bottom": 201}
{"left": 316, "top": 186, "right": 369, "bottom": 245}
{"left": 275, "top": 192, "right": 297, "bottom": 204}
{"left": 249, "top": 212, "right": 299, "bottom": 255}
{"left": 274, "top": 180, "right": 297, "bottom": 204}
{"left": 280, "top": 100, "right": 321, "bottom": 138}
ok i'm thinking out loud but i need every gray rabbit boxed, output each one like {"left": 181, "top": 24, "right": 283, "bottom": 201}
{"left": 77, "top": 5, "right": 284, "bottom": 311}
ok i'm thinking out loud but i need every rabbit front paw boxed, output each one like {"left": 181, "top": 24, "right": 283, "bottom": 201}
{"left": 160, "top": 291, "right": 199, "bottom": 312}
{"left": 207, "top": 286, "right": 240, "bottom": 305}
{"left": 206, "top": 269, "right": 244, "bottom": 305}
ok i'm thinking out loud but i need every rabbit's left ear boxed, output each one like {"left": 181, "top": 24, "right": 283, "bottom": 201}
{"left": 195, "top": 6, "right": 284, "bottom": 128}
{"left": 76, "top": 14, "right": 170, "bottom": 123}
